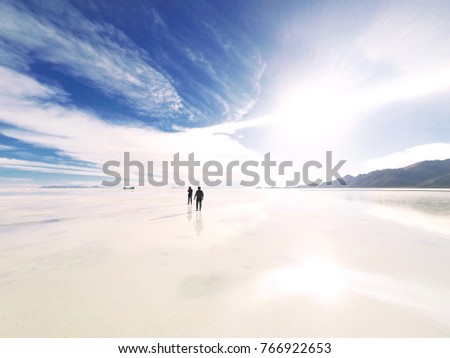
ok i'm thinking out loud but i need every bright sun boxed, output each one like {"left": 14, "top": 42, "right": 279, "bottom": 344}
{"left": 277, "top": 86, "right": 349, "bottom": 133}
{"left": 273, "top": 76, "right": 357, "bottom": 141}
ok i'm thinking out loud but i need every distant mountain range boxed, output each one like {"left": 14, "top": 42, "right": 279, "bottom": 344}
{"left": 325, "top": 159, "right": 450, "bottom": 188}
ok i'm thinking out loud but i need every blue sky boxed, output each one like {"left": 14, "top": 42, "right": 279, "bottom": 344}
{"left": 1, "top": 0, "right": 450, "bottom": 186}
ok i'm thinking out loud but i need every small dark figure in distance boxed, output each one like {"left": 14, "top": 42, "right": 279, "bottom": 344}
{"left": 194, "top": 186, "right": 204, "bottom": 211}
{"left": 187, "top": 186, "right": 193, "bottom": 205}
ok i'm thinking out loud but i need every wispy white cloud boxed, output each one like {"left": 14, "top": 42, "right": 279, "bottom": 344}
{"left": 274, "top": 1, "right": 450, "bottom": 118}
{"left": 362, "top": 143, "right": 450, "bottom": 172}
{"left": 357, "top": 1, "right": 450, "bottom": 76}
{"left": 0, "top": 1, "right": 185, "bottom": 118}
{"left": 0, "top": 157, "right": 100, "bottom": 176}
{"left": 145, "top": 3, "right": 265, "bottom": 123}
{"left": 354, "top": 1, "right": 450, "bottom": 107}
{"left": 0, "top": 1, "right": 266, "bottom": 127}
{"left": 260, "top": 0, "right": 450, "bottom": 165}
{"left": 0, "top": 176, "right": 35, "bottom": 188}
{"left": 0, "top": 66, "right": 64, "bottom": 100}
{"left": 0, "top": 144, "right": 14, "bottom": 150}
{"left": 0, "top": 67, "right": 260, "bottom": 183}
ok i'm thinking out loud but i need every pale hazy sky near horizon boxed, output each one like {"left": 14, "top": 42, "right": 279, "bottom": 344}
{"left": 1, "top": 0, "right": 450, "bottom": 186}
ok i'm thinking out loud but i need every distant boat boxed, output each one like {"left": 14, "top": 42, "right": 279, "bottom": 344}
{"left": 123, "top": 186, "right": 135, "bottom": 190}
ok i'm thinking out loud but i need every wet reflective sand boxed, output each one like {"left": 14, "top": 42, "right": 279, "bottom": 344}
{"left": 1, "top": 188, "right": 450, "bottom": 337}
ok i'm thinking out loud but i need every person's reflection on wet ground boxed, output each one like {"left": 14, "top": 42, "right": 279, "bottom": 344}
{"left": 194, "top": 211, "right": 203, "bottom": 236}
{"left": 187, "top": 205, "right": 192, "bottom": 222}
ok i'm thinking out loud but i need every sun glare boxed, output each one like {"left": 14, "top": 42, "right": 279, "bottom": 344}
{"left": 275, "top": 81, "right": 352, "bottom": 138}
{"left": 259, "top": 257, "right": 347, "bottom": 303}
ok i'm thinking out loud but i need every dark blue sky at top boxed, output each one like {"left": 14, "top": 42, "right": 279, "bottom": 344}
{"left": 23, "top": 0, "right": 294, "bottom": 129}
{"left": 0, "top": 0, "right": 383, "bottom": 131}
{"left": 19, "top": 0, "right": 344, "bottom": 129}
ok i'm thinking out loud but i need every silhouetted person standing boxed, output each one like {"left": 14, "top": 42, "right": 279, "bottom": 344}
{"left": 187, "top": 186, "right": 193, "bottom": 205}
{"left": 194, "top": 186, "right": 204, "bottom": 211}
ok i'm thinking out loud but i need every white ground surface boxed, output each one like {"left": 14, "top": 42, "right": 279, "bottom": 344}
{"left": 1, "top": 188, "right": 450, "bottom": 337}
